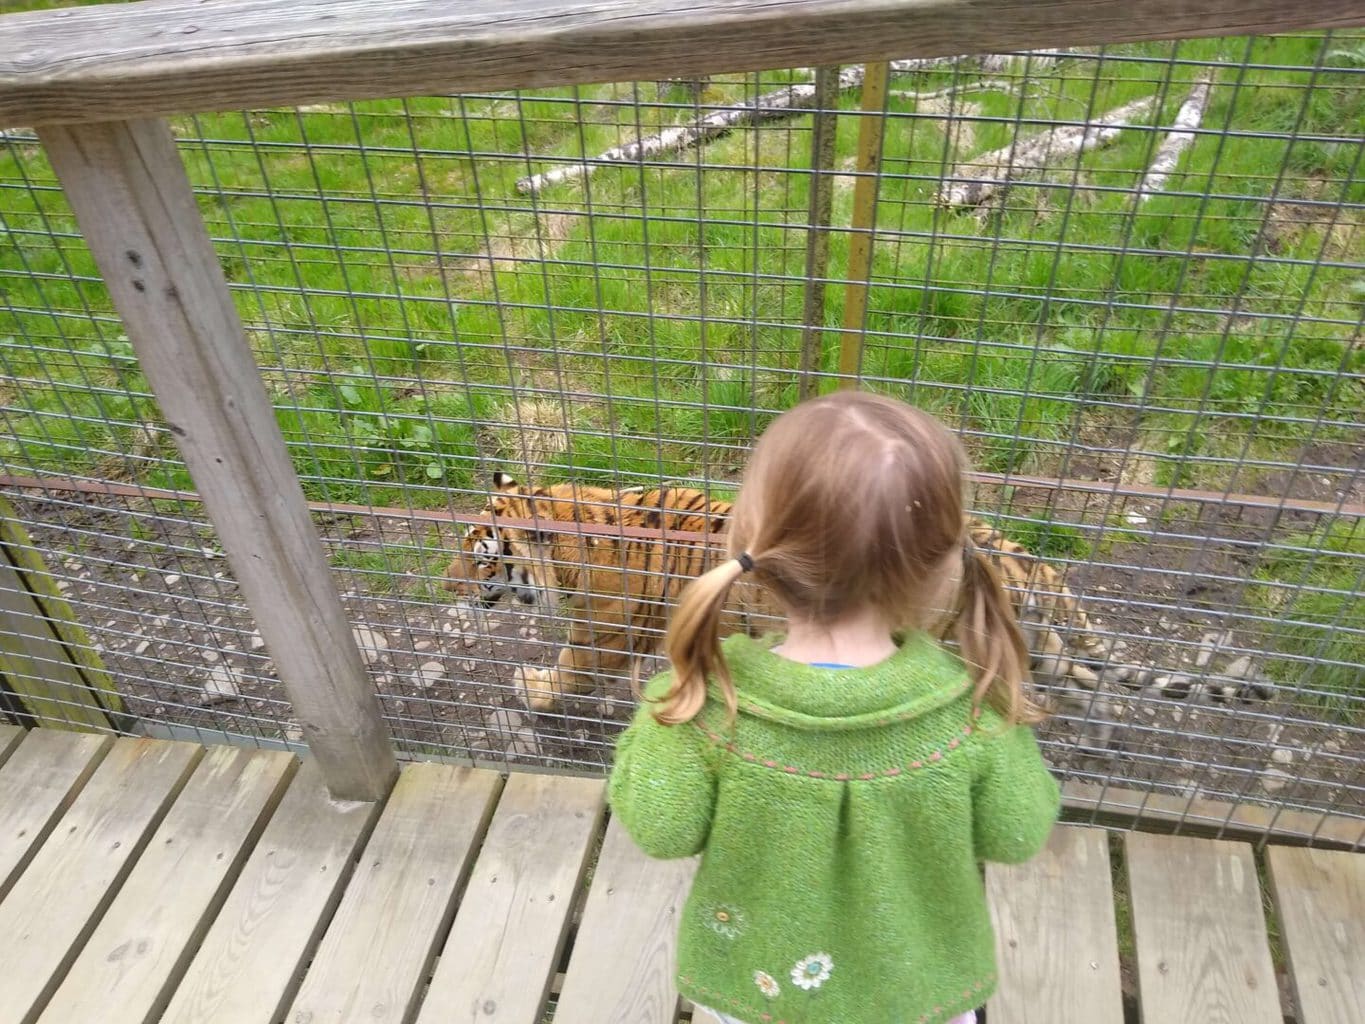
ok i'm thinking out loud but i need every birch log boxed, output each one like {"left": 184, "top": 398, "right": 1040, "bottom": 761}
{"left": 936, "top": 94, "right": 1156, "bottom": 208}
{"left": 517, "top": 65, "right": 867, "bottom": 193}
{"left": 1136, "top": 75, "right": 1213, "bottom": 201}
{"left": 888, "top": 80, "right": 1016, "bottom": 102}
{"left": 515, "top": 55, "right": 1034, "bottom": 194}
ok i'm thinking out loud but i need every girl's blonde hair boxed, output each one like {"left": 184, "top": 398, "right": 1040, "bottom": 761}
{"left": 656, "top": 391, "right": 1043, "bottom": 727}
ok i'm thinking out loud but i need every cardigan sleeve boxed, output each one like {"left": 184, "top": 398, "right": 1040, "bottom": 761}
{"left": 970, "top": 722, "right": 1061, "bottom": 864}
{"left": 607, "top": 674, "right": 718, "bottom": 859}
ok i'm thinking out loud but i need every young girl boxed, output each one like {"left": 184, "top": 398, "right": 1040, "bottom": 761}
{"left": 608, "top": 391, "right": 1060, "bottom": 1024}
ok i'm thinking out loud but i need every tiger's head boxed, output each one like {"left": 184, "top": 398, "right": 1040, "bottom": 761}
{"left": 443, "top": 473, "right": 554, "bottom": 608}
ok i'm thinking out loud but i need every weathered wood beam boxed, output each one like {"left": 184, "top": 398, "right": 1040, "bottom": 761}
{"left": 3, "top": 0, "right": 1362, "bottom": 127}
{"left": 37, "top": 118, "right": 398, "bottom": 803}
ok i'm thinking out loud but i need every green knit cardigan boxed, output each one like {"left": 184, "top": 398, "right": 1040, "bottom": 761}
{"left": 608, "top": 632, "right": 1060, "bottom": 1024}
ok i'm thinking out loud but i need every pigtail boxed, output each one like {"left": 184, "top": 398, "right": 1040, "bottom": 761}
{"left": 654, "top": 557, "right": 747, "bottom": 725}
{"left": 955, "top": 544, "right": 1046, "bottom": 726}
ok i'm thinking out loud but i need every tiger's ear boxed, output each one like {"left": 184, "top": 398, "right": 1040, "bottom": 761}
{"left": 492, "top": 471, "right": 519, "bottom": 491}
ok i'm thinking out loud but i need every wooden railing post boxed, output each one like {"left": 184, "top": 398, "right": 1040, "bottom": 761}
{"left": 37, "top": 119, "right": 398, "bottom": 802}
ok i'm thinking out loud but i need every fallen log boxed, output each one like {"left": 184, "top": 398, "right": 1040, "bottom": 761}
{"left": 887, "top": 79, "right": 1016, "bottom": 103}
{"left": 936, "top": 94, "right": 1156, "bottom": 208}
{"left": 517, "top": 66, "right": 867, "bottom": 194}
{"left": 1136, "top": 75, "right": 1213, "bottom": 201}
{"left": 515, "top": 55, "right": 1060, "bottom": 194}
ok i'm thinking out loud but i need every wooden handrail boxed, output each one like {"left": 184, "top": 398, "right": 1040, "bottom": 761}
{"left": 3, "top": 0, "right": 1362, "bottom": 127}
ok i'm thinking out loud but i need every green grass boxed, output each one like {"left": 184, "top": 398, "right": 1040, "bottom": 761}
{"left": 3, "top": 37, "right": 1360, "bottom": 496}
{"left": 1252, "top": 520, "right": 1365, "bottom": 714}
{"left": 0, "top": 16, "right": 1361, "bottom": 669}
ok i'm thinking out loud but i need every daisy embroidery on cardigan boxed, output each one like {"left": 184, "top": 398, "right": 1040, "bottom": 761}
{"left": 754, "top": 970, "right": 781, "bottom": 999}
{"left": 791, "top": 953, "right": 833, "bottom": 990}
{"left": 704, "top": 904, "right": 746, "bottom": 939}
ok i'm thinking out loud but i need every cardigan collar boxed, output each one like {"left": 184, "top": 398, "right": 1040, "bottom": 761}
{"left": 718, "top": 632, "right": 972, "bottom": 731}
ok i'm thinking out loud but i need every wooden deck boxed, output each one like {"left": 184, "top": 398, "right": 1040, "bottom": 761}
{"left": 0, "top": 725, "right": 1359, "bottom": 1024}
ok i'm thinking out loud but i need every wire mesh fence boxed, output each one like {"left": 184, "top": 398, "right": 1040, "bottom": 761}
{"left": 1, "top": 31, "right": 1362, "bottom": 839}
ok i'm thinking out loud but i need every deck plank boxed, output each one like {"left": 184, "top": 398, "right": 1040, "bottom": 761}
{"left": 415, "top": 772, "right": 606, "bottom": 1024}
{"left": 0, "top": 729, "right": 113, "bottom": 899}
{"left": 987, "top": 825, "right": 1124, "bottom": 1024}
{"left": 286, "top": 762, "right": 502, "bottom": 1023}
{"left": 1266, "top": 846, "right": 1365, "bottom": 1024}
{"left": 0, "top": 737, "right": 202, "bottom": 1024}
{"left": 37, "top": 746, "right": 295, "bottom": 1024}
{"left": 554, "top": 816, "right": 697, "bottom": 1024}
{"left": 160, "top": 760, "right": 382, "bottom": 1024}
{"left": 1126, "top": 832, "right": 1281, "bottom": 1024}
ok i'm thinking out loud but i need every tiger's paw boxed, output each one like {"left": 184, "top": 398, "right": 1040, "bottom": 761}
{"left": 515, "top": 665, "right": 565, "bottom": 713}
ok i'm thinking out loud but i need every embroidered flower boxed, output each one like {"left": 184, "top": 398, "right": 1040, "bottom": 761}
{"left": 791, "top": 952, "right": 833, "bottom": 990}
{"left": 704, "top": 903, "right": 746, "bottom": 939}
{"left": 754, "top": 970, "right": 781, "bottom": 999}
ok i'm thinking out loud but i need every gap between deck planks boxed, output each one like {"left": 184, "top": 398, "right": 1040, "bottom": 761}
{"left": 1266, "top": 846, "right": 1365, "bottom": 1024}
{"left": 160, "top": 759, "right": 382, "bottom": 1024}
{"left": 1126, "top": 832, "right": 1283, "bottom": 1024}
{"left": 987, "top": 825, "right": 1125, "bottom": 1024}
{"left": 0, "top": 737, "right": 202, "bottom": 1024}
{"left": 37, "top": 746, "right": 296, "bottom": 1024}
{"left": 416, "top": 772, "right": 605, "bottom": 1024}
{"left": 0, "top": 728, "right": 111, "bottom": 900}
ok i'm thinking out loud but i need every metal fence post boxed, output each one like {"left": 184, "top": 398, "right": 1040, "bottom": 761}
{"left": 836, "top": 61, "right": 889, "bottom": 387}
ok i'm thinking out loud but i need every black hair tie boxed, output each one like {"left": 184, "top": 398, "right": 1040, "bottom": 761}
{"left": 736, "top": 551, "right": 755, "bottom": 573}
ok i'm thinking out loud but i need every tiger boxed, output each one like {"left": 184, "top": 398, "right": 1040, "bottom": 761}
{"left": 445, "top": 473, "right": 1275, "bottom": 746}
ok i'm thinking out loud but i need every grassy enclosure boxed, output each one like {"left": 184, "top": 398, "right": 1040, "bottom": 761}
{"left": 1, "top": 16, "right": 1363, "bottom": 734}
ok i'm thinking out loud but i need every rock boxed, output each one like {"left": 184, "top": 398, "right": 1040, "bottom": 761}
{"left": 1270, "top": 748, "right": 1294, "bottom": 766}
{"left": 134, "top": 640, "right": 151, "bottom": 655}
{"left": 445, "top": 607, "right": 461, "bottom": 619}
{"left": 1261, "top": 768, "right": 1293, "bottom": 794}
{"left": 164, "top": 574, "right": 181, "bottom": 586}
{"left": 1222, "top": 655, "right": 1254, "bottom": 680}
{"left": 416, "top": 660, "right": 446, "bottom": 688}
{"left": 203, "top": 650, "right": 220, "bottom": 663}
{"left": 249, "top": 632, "right": 267, "bottom": 651}
{"left": 1323, "top": 740, "right": 1342, "bottom": 754}
{"left": 284, "top": 724, "right": 304, "bottom": 744}
{"left": 1266, "top": 723, "right": 1284, "bottom": 745}
{"left": 463, "top": 635, "right": 477, "bottom": 649}
{"left": 352, "top": 627, "right": 389, "bottom": 664}
{"left": 508, "top": 727, "right": 540, "bottom": 756}
{"left": 202, "top": 665, "right": 241, "bottom": 704}
{"left": 1125, "top": 513, "right": 1148, "bottom": 526}
{"left": 486, "top": 707, "right": 526, "bottom": 733}
{"left": 442, "top": 623, "right": 455, "bottom": 634}
{"left": 415, "top": 640, "right": 434, "bottom": 652}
